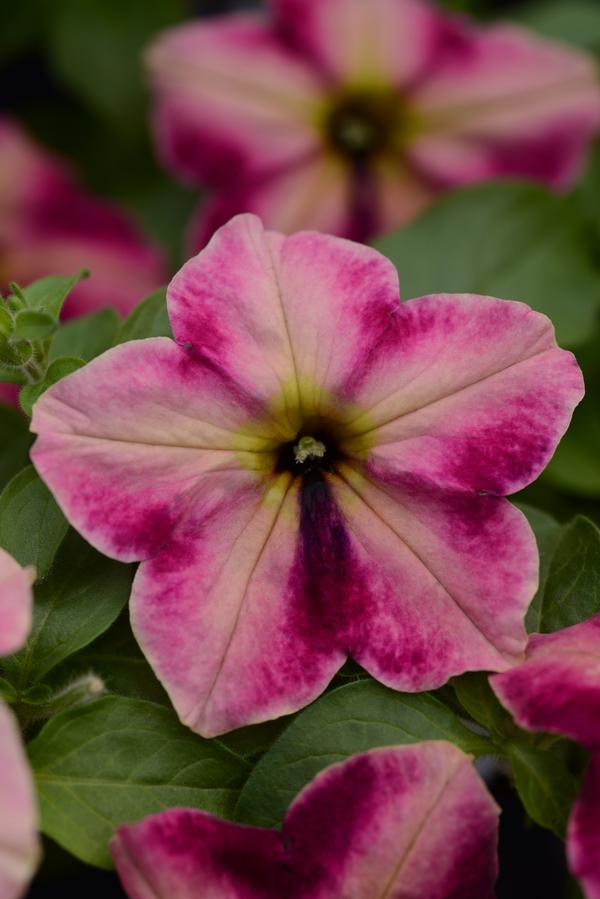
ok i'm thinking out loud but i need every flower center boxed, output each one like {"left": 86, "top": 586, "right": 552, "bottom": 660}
{"left": 325, "top": 91, "right": 403, "bottom": 163}
{"left": 276, "top": 428, "right": 342, "bottom": 480}
{"left": 293, "top": 435, "right": 327, "bottom": 464}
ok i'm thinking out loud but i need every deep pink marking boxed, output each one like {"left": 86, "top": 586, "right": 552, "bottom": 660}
{"left": 489, "top": 126, "right": 587, "bottom": 187}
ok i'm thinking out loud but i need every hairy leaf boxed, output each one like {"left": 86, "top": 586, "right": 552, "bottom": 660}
{"left": 116, "top": 288, "right": 171, "bottom": 343}
{"left": 235, "top": 679, "right": 492, "bottom": 828}
{"left": 50, "top": 308, "right": 120, "bottom": 363}
{"left": 0, "top": 466, "right": 67, "bottom": 579}
{"left": 540, "top": 516, "right": 600, "bottom": 632}
{"left": 3, "top": 531, "right": 133, "bottom": 687}
{"left": 510, "top": 743, "right": 579, "bottom": 838}
{"left": 28, "top": 696, "right": 250, "bottom": 867}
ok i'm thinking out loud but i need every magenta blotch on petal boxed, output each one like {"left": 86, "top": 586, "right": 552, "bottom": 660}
{"left": 31, "top": 216, "right": 583, "bottom": 736}
{"left": 112, "top": 742, "right": 499, "bottom": 898}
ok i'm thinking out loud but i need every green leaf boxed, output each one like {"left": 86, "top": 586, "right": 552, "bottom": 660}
{"left": 373, "top": 181, "right": 600, "bottom": 346}
{"left": 219, "top": 718, "right": 292, "bottom": 762}
{"left": 0, "top": 677, "right": 17, "bottom": 702}
{"left": 28, "top": 696, "right": 250, "bottom": 868}
{"left": 451, "top": 672, "right": 517, "bottom": 744}
{"left": 235, "top": 679, "right": 493, "bottom": 828}
{"left": 116, "top": 288, "right": 171, "bottom": 343}
{"left": 50, "top": 309, "right": 120, "bottom": 363}
{"left": 516, "top": 503, "right": 563, "bottom": 632}
{"left": 3, "top": 531, "right": 133, "bottom": 687}
{"left": 514, "top": 0, "right": 600, "bottom": 53}
{"left": 12, "top": 310, "right": 57, "bottom": 341}
{"left": 544, "top": 336, "right": 600, "bottom": 498}
{"left": 573, "top": 141, "right": 600, "bottom": 247}
{"left": 20, "top": 356, "right": 85, "bottom": 417}
{"left": 509, "top": 743, "right": 579, "bottom": 838}
{"left": 48, "top": 0, "right": 186, "bottom": 138}
{"left": 0, "top": 307, "right": 13, "bottom": 337}
{"left": 19, "top": 272, "right": 89, "bottom": 319}
{"left": 0, "top": 405, "right": 33, "bottom": 490}
{"left": 545, "top": 403, "right": 600, "bottom": 497}
{"left": 540, "top": 516, "right": 600, "bottom": 632}
{"left": 0, "top": 466, "right": 68, "bottom": 580}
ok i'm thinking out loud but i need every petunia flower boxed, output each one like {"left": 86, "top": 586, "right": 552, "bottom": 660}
{"left": 146, "top": 0, "right": 600, "bottom": 249}
{"left": 0, "top": 548, "right": 39, "bottom": 899}
{"left": 30, "top": 215, "right": 583, "bottom": 737}
{"left": 112, "top": 742, "right": 500, "bottom": 898}
{"left": 491, "top": 615, "right": 600, "bottom": 899}
{"left": 0, "top": 117, "right": 166, "bottom": 408}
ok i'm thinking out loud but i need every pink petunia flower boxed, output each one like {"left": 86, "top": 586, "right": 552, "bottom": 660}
{"left": 146, "top": 0, "right": 600, "bottom": 249}
{"left": 0, "top": 117, "right": 166, "bottom": 408}
{"left": 30, "top": 215, "right": 583, "bottom": 737}
{"left": 0, "top": 548, "right": 39, "bottom": 899}
{"left": 491, "top": 615, "right": 600, "bottom": 899}
{"left": 112, "top": 742, "right": 500, "bottom": 898}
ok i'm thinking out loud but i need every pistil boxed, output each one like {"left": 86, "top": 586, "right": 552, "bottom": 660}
{"left": 293, "top": 435, "right": 327, "bottom": 465}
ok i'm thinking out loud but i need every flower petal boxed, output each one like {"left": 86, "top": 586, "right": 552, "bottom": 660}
{"left": 409, "top": 24, "right": 600, "bottom": 189}
{"left": 370, "top": 157, "right": 437, "bottom": 235}
{"left": 0, "top": 117, "right": 59, "bottom": 242}
{"left": 273, "top": 0, "right": 443, "bottom": 86}
{"left": 568, "top": 752, "right": 600, "bottom": 899}
{"left": 189, "top": 157, "right": 438, "bottom": 250}
{"left": 133, "top": 456, "right": 533, "bottom": 736}
{"left": 131, "top": 473, "right": 346, "bottom": 737}
{"left": 0, "top": 704, "right": 39, "bottom": 899}
{"left": 112, "top": 743, "right": 499, "bottom": 898}
{"left": 169, "top": 214, "right": 402, "bottom": 422}
{"left": 283, "top": 742, "right": 499, "bottom": 898}
{"left": 0, "top": 549, "right": 33, "bottom": 658}
{"left": 30, "top": 338, "right": 276, "bottom": 564}
{"left": 331, "top": 467, "right": 533, "bottom": 686}
{"left": 146, "top": 14, "right": 324, "bottom": 186}
{"left": 113, "top": 808, "right": 284, "bottom": 899}
{"left": 491, "top": 615, "right": 600, "bottom": 749}
{"left": 187, "top": 155, "right": 354, "bottom": 251}
{"left": 339, "top": 293, "right": 583, "bottom": 496}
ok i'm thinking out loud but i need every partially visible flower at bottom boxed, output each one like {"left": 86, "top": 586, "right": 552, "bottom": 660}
{"left": 491, "top": 615, "right": 600, "bottom": 899}
{"left": 112, "top": 741, "right": 499, "bottom": 898}
{"left": 0, "top": 549, "right": 39, "bottom": 899}
{"left": 30, "top": 214, "right": 583, "bottom": 737}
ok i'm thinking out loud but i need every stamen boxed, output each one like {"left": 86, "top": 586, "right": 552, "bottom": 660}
{"left": 293, "top": 435, "right": 327, "bottom": 465}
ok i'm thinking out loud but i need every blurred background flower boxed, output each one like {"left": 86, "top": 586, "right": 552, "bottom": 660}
{"left": 146, "top": 0, "right": 600, "bottom": 247}
{"left": 0, "top": 118, "right": 165, "bottom": 320}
